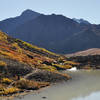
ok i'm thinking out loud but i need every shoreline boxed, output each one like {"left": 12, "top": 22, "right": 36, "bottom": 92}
{"left": 1, "top": 69, "right": 100, "bottom": 99}
{"left": 0, "top": 74, "right": 71, "bottom": 100}
{"left": 0, "top": 84, "right": 51, "bottom": 100}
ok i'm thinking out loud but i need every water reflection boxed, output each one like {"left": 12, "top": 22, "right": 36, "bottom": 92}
{"left": 72, "top": 91, "right": 100, "bottom": 100}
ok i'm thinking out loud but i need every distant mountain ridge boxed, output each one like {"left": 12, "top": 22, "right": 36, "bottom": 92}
{"left": 0, "top": 9, "right": 100, "bottom": 54}
{"left": 66, "top": 48, "right": 100, "bottom": 57}
{"left": 0, "top": 9, "right": 40, "bottom": 33}
{"left": 72, "top": 18, "right": 90, "bottom": 25}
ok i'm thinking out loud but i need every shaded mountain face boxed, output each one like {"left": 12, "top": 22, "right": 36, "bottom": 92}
{"left": 0, "top": 9, "right": 40, "bottom": 33}
{"left": 10, "top": 14, "right": 83, "bottom": 53}
{"left": 0, "top": 10, "right": 100, "bottom": 54}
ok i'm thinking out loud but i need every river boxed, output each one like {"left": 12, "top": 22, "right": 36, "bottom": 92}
{"left": 1, "top": 70, "right": 100, "bottom": 100}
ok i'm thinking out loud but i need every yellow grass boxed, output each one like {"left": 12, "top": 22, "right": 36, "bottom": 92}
{"left": 0, "top": 87, "right": 20, "bottom": 95}
{"left": 2, "top": 78, "right": 13, "bottom": 84}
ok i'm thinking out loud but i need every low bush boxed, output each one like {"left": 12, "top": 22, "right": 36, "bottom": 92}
{"left": 14, "top": 79, "right": 39, "bottom": 90}
{"left": 0, "top": 61, "right": 7, "bottom": 67}
{"left": 0, "top": 87, "right": 19, "bottom": 95}
{"left": 14, "top": 79, "right": 49, "bottom": 90}
{"left": 37, "top": 64, "right": 57, "bottom": 72}
{"left": 53, "top": 64, "right": 72, "bottom": 70}
{"left": 1, "top": 78, "right": 13, "bottom": 85}
{"left": 0, "top": 84, "right": 4, "bottom": 91}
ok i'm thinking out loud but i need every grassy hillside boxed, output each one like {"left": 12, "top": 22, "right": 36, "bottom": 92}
{"left": 0, "top": 31, "right": 76, "bottom": 96}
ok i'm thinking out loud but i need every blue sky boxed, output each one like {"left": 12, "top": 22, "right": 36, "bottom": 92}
{"left": 0, "top": 0, "right": 99, "bottom": 24}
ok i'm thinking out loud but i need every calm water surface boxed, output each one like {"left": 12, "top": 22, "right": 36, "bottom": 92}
{"left": 1, "top": 70, "right": 100, "bottom": 100}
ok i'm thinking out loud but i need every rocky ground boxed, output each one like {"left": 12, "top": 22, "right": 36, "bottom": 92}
{"left": 67, "top": 55, "right": 100, "bottom": 69}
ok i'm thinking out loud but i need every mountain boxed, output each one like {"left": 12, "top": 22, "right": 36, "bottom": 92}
{"left": 66, "top": 48, "right": 100, "bottom": 57}
{"left": 0, "top": 9, "right": 100, "bottom": 54}
{"left": 72, "top": 18, "right": 90, "bottom": 25}
{"left": 0, "top": 9, "right": 40, "bottom": 33}
{"left": 10, "top": 14, "right": 82, "bottom": 53}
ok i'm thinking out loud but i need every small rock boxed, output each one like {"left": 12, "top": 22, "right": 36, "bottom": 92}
{"left": 42, "top": 96, "right": 47, "bottom": 99}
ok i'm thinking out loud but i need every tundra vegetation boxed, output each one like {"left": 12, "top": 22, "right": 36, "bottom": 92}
{"left": 0, "top": 31, "right": 77, "bottom": 96}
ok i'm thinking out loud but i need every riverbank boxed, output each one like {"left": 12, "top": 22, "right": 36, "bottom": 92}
{"left": 0, "top": 69, "right": 71, "bottom": 97}
{"left": 0, "top": 84, "right": 51, "bottom": 100}
{"left": 14, "top": 70, "right": 100, "bottom": 100}
{"left": 1, "top": 70, "right": 100, "bottom": 100}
